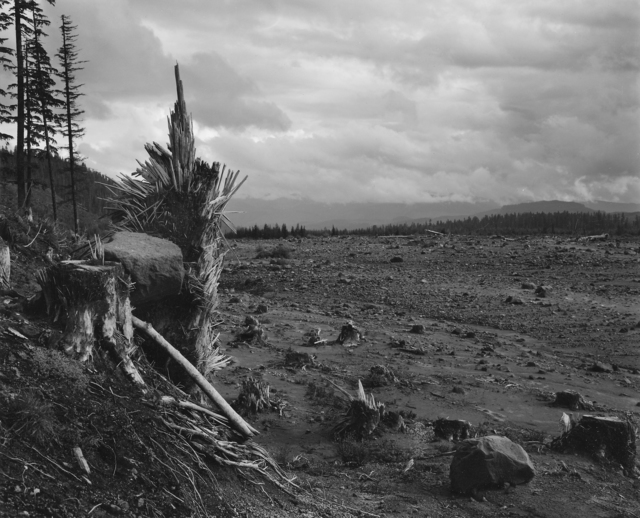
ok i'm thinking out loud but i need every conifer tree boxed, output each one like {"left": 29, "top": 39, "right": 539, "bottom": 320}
{"left": 26, "top": 5, "right": 60, "bottom": 217}
{"left": 56, "top": 14, "right": 84, "bottom": 233}
{"left": 5, "top": 0, "right": 55, "bottom": 210}
{"left": 11, "top": 0, "right": 33, "bottom": 207}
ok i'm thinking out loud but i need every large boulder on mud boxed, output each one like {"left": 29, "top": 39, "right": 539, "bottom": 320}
{"left": 450, "top": 435, "right": 535, "bottom": 494}
{"left": 103, "top": 232, "right": 184, "bottom": 306}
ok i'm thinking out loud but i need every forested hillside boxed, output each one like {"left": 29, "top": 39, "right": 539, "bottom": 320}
{"left": 0, "top": 145, "right": 115, "bottom": 215}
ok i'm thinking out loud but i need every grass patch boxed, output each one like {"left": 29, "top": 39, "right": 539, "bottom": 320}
{"left": 336, "top": 435, "right": 370, "bottom": 467}
{"left": 0, "top": 391, "right": 59, "bottom": 446}
{"left": 368, "top": 439, "right": 413, "bottom": 463}
{"left": 306, "top": 381, "right": 345, "bottom": 409}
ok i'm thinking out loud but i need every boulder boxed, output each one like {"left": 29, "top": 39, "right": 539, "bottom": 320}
{"left": 103, "top": 232, "right": 184, "bottom": 306}
{"left": 450, "top": 436, "right": 535, "bottom": 495}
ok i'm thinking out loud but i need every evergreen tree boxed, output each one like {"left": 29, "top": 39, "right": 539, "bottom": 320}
{"left": 56, "top": 13, "right": 84, "bottom": 234}
{"left": 10, "top": 0, "right": 33, "bottom": 208}
{"left": 26, "top": 5, "right": 60, "bottom": 218}
{"left": 4, "top": 0, "right": 55, "bottom": 210}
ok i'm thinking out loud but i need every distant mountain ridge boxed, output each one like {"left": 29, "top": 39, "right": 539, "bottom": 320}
{"left": 225, "top": 198, "right": 499, "bottom": 230}
{"left": 225, "top": 197, "right": 639, "bottom": 230}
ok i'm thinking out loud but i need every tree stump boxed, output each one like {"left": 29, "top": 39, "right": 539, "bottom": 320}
{"left": 552, "top": 390, "right": 593, "bottom": 411}
{"left": 37, "top": 260, "right": 144, "bottom": 386}
{"left": 551, "top": 415, "right": 636, "bottom": 470}
{"left": 0, "top": 241, "right": 9, "bottom": 288}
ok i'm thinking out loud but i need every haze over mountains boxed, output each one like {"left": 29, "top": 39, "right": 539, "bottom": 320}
{"left": 226, "top": 198, "right": 640, "bottom": 231}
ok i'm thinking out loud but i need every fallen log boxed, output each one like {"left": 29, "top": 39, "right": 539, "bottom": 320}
{"left": 132, "top": 315, "right": 258, "bottom": 439}
{"left": 579, "top": 233, "right": 609, "bottom": 242}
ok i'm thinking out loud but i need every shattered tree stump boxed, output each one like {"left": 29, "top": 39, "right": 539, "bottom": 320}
{"left": 37, "top": 260, "right": 144, "bottom": 386}
{"left": 333, "top": 381, "right": 384, "bottom": 440}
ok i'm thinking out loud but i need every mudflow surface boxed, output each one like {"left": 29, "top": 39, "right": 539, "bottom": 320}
{"left": 1, "top": 233, "right": 640, "bottom": 517}
{"left": 214, "top": 234, "right": 640, "bottom": 517}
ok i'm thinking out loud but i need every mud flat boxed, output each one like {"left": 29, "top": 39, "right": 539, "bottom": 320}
{"left": 214, "top": 234, "right": 640, "bottom": 517}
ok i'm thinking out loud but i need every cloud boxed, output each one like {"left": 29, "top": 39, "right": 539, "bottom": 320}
{"left": 180, "top": 53, "right": 291, "bottom": 131}
{"left": 30, "top": 0, "right": 639, "bottom": 205}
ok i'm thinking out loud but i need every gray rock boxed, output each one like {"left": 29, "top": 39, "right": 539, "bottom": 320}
{"left": 450, "top": 435, "right": 535, "bottom": 495}
{"left": 103, "top": 232, "right": 184, "bottom": 306}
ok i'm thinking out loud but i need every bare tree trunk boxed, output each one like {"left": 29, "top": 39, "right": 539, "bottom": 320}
{"left": 13, "top": 1, "right": 25, "bottom": 209}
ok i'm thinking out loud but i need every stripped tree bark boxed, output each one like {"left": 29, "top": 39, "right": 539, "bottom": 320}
{"left": 0, "top": 241, "right": 9, "bottom": 288}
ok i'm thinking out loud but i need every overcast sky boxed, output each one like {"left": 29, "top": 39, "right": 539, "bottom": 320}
{"left": 5, "top": 0, "right": 640, "bottom": 204}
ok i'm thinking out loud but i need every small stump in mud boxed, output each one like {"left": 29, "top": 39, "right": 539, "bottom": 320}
{"left": 235, "top": 315, "right": 265, "bottom": 344}
{"left": 409, "top": 324, "right": 425, "bottom": 334}
{"left": 333, "top": 381, "right": 384, "bottom": 440}
{"left": 551, "top": 415, "right": 636, "bottom": 471}
{"left": 304, "top": 328, "right": 326, "bottom": 346}
{"left": 336, "top": 320, "right": 363, "bottom": 346}
{"left": 552, "top": 390, "right": 593, "bottom": 411}
{"left": 284, "top": 349, "right": 316, "bottom": 369}
{"left": 363, "top": 365, "right": 398, "bottom": 388}
{"left": 233, "top": 377, "right": 272, "bottom": 416}
{"left": 434, "top": 418, "right": 474, "bottom": 441}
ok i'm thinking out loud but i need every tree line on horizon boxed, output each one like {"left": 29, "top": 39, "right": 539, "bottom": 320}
{"left": 232, "top": 222, "right": 308, "bottom": 239}
{"left": 0, "top": 145, "right": 116, "bottom": 215}
{"left": 1, "top": 0, "right": 85, "bottom": 233}
{"left": 233, "top": 210, "right": 640, "bottom": 239}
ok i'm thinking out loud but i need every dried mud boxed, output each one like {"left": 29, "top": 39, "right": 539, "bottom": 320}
{"left": 1, "top": 233, "right": 639, "bottom": 517}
